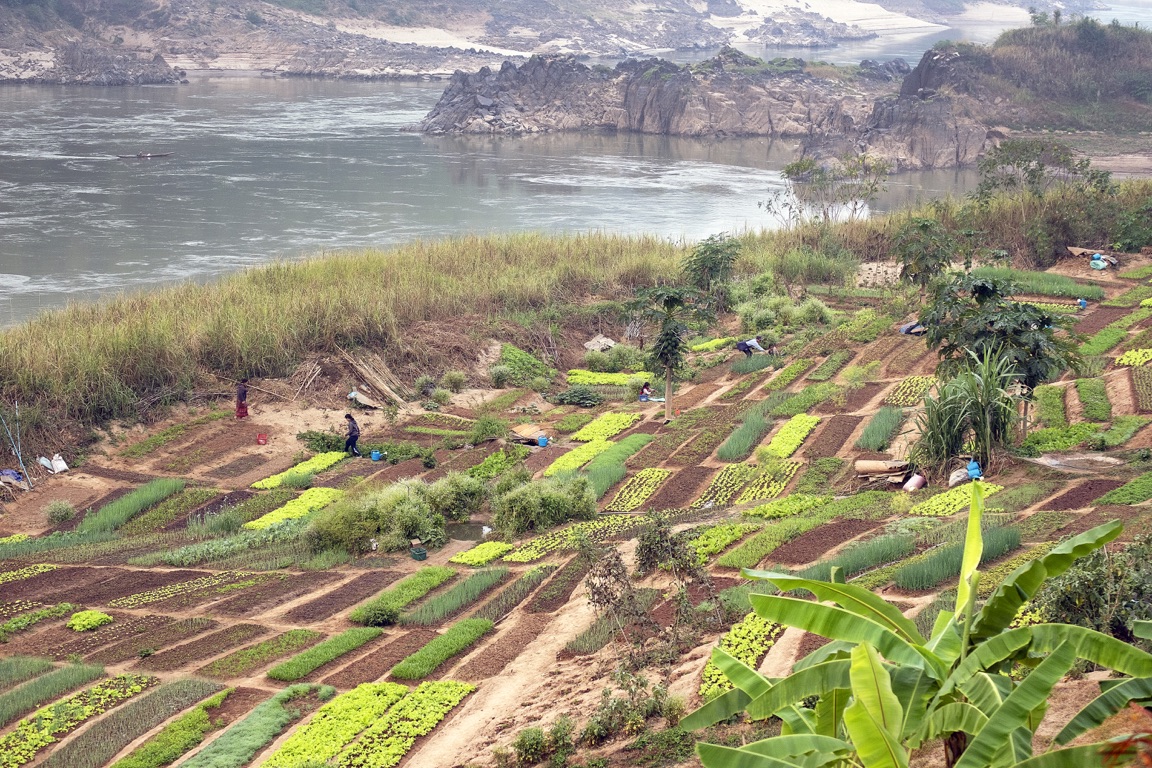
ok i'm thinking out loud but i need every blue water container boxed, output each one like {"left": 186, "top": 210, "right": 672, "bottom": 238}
{"left": 537, "top": 435, "right": 548, "bottom": 447}
{"left": 370, "top": 450, "right": 382, "bottom": 461}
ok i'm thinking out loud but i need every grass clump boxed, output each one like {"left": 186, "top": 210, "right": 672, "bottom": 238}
{"left": 855, "top": 407, "right": 905, "bottom": 451}
{"left": 0, "top": 663, "right": 105, "bottom": 728}
{"left": 1093, "top": 415, "right": 1152, "bottom": 448}
{"left": 390, "top": 618, "right": 494, "bottom": 679}
{"left": 969, "top": 267, "right": 1104, "bottom": 299}
{"left": 120, "top": 488, "right": 220, "bottom": 535}
{"left": 78, "top": 478, "right": 186, "bottom": 534}
{"left": 198, "top": 630, "right": 323, "bottom": 678}
{"left": 180, "top": 684, "right": 334, "bottom": 768}
{"left": 473, "top": 565, "right": 555, "bottom": 623}
{"left": 400, "top": 568, "right": 508, "bottom": 626}
{"left": 582, "top": 434, "right": 655, "bottom": 498}
{"left": 1075, "top": 378, "right": 1112, "bottom": 421}
{"left": 111, "top": 688, "right": 234, "bottom": 768}
{"left": 1032, "top": 385, "right": 1067, "bottom": 428}
{"left": 715, "top": 411, "right": 772, "bottom": 462}
{"left": 891, "top": 526, "right": 1021, "bottom": 590}
{"left": 41, "top": 679, "right": 225, "bottom": 768}
{"left": 349, "top": 566, "right": 456, "bottom": 626}
{"left": 267, "top": 628, "right": 383, "bottom": 681}
{"left": 0, "top": 658, "right": 52, "bottom": 694}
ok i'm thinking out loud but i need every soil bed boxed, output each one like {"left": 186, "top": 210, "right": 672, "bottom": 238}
{"left": 79, "top": 465, "right": 157, "bottom": 484}
{"left": 795, "top": 632, "right": 833, "bottom": 661}
{"left": 210, "top": 686, "right": 270, "bottom": 727}
{"left": 87, "top": 617, "right": 220, "bottom": 663}
{"left": 522, "top": 445, "right": 565, "bottom": 475}
{"left": 49, "top": 487, "right": 132, "bottom": 533}
{"left": 884, "top": 341, "right": 933, "bottom": 377}
{"left": 145, "top": 573, "right": 277, "bottom": 612}
{"left": 180, "top": 489, "right": 254, "bottom": 521}
{"left": 840, "top": 383, "right": 886, "bottom": 413}
{"left": 208, "top": 572, "right": 342, "bottom": 617}
{"left": 136, "top": 623, "right": 270, "bottom": 672}
{"left": 39, "top": 568, "right": 211, "bottom": 606}
{"left": 0, "top": 565, "right": 109, "bottom": 600}
{"left": 319, "top": 629, "right": 437, "bottom": 688}
{"left": 283, "top": 570, "right": 402, "bottom": 623}
{"left": 803, "top": 415, "right": 863, "bottom": 458}
{"left": 180, "top": 425, "right": 271, "bottom": 466}
{"left": 768, "top": 518, "right": 880, "bottom": 565}
{"left": 671, "top": 383, "right": 722, "bottom": 410}
{"left": 204, "top": 455, "right": 268, "bottom": 480}
{"left": 643, "top": 466, "right": 715, "bottom": 511}
{"left": 1075, "top": 306, "right": 1133, "bottom": 336}
{"left": 455, "top": 614, "right": 551, "bottom": 681}
{"left": 525, "top": 558, "right": 587, "bottom": 613}
{"left": 1041, "top": 479, "right": 1126, "bottom": 511}
{"left": 372, "top": 457, "right": 430, "bottom": 483}
{"left": 422, "top": 443, "right": 501, "bottom": 482}
{"left": 33, "top": 613, "right": 174, "bottom": 660}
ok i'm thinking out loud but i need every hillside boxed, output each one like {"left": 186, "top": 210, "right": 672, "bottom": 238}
{"left": 5, "top": 241, "right": 1152, "bottom": 764}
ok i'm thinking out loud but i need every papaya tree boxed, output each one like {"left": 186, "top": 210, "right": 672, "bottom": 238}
{"left": 682, "top": 482, "right": 1152, "bottom": 767}
{"left": 627, "top": 286, "right": 712, "bottom": 422}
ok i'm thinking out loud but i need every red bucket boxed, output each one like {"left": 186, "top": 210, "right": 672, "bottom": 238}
{"left": 256, "top": 434, "right": 268, "bottom": 445}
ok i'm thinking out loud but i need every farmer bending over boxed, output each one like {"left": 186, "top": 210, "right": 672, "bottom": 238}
{"left": 735, "top": 336, "right": 766, "bottom": 357}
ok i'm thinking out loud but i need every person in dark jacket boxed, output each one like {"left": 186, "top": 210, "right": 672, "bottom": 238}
{"left": 344, "top": 413, "right": 362, "bottom": 457}
{"left": 235, "top": 379, "right": 249, "bottom": 419}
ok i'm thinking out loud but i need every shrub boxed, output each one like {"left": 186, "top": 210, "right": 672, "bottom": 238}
{"left": 425, "top": 473, "right": 489, "bottom": 522}
{"left": 1075, "top": 378, "right": 1112, "bottom": 421}
{"left": 390, "top": 618, "right": 494, "bottom": 679}
{"left": 67, "top": 610, "right": 113, "bottom": 632}
{"left": 491, "top": 475, "right": 597, "bottom": 534}
{"left": 306, "top": 480, "right": 446, "bottom": 556}
{"left": 513, "top": 728, "right": 547, "bottom": 765}
{"left": 349, "top": 566, "right": 456, "bottom": 626}
{"left": 431, "top": 388, "right": 453, "bottom": 405}
{"left": 468, "top": 414, "right": 508, "bottom": 444}
{"left": 78, "top": 479, "right": 186, "bottom": 534}
{"left": 489, "top": 365, "right": 513, "bottom": 388}
{"left": 414, "top": 374, "right": 435, "bottom": 395}
{"left": 439, "top": 370, "right": 467, "bottom": 393}
{"left": 855, "top": 407, "right": 905, "bottom": 451}
{"left": 583, "top": 350, "right": 610, "bottom": 371}
{"left": 45, "top": 501, "right": 75, "bottom": 525}
{"left": 267, "top": 628, "right": 383, "bottom": 681}
{"left": 552, "top": 385, "right": 603, "bottom": 407}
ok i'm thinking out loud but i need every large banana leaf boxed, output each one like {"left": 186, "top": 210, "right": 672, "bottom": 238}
{"left": 922, "top": 701, "right": 989, "bottom": 741}
{"left": 814, "top": 687, "right": 850, "bottom": 738}
{"left": 937, "top": 629, "right": 1032, "bottom": 701}
{"left": 697, "top": 743, "right": 805, "bottom": 768}
{"left": 1028, "top": 624, "right": 1152, "bottom": 677}
{"left": 892, "top": 666, "right": 935, "bottom": 740}
{"left": 1012, "top": 742, "right": 1134, "bottom": 768}
{"left": 842, "top": 644, "right": 909, "bottom": 768}
{"left": 1055, "top": 676, "right": 1152, "bottom": 744}
{"left": 681, "top": 687, "right": 751, "bottom": 731}
{"left": 953, "top": 642, "right": 1076, "bottom": 768}
{"left": 955, "top": 481, "right": 985, "bottom": 617}
{"left": 745, "top": 660, "right": 853, "bottom": 721}
{"left": 795, "top": 640, "right": 853, "bottom": 670}
{"left": 711, "top": 645, "right": 775, "bottom": 700}
{"left": 744, "top": 571, "right": 923, "bottom": 644}
{"left": 971, "top": 521, "right": 1122, "bottom": 639}
{"left": 1135, "top": 620, "right": 1152, "bottom": 640}
{"left": 749, "top": 594, "right": 942, "bottom": 675}
{"left": 738, "top": 734, "right": 854, "bottom": 757}
{"left": 959, "top": 672, "right": 1012, "bottom": 715}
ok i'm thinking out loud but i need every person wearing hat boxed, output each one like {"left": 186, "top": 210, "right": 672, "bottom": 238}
{"left": 344, "top": 413, "right": 362, "bottom": 457}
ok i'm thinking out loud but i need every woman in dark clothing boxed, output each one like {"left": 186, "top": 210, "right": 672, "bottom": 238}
{"left": 344, "top": 413, "right": 362, "bottom": 457}
{"left": 235, "top": 379, "right": 249, "bottom": 419}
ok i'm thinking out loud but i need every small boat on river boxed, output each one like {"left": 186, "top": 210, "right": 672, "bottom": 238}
{"left": 116, "top": 152, "right": 175, "bottom": 159}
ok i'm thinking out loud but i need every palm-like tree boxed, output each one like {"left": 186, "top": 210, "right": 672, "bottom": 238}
{"left": 628, "top": 287, "right": 712, "bottom": 422}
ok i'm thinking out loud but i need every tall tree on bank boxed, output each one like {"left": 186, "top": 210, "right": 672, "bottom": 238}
{"left": 628, "top": 286, "right": 712, "bottom": 422}
{"left": 682, "top": 233, "right": 741, "bottom": 312}
{"left": 894, "top": 217, "right": 956, "bottom": 298}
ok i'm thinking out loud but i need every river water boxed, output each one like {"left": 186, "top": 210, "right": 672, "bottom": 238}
{"left": 1, "top": 2, "right": 1149, "bottom": 326}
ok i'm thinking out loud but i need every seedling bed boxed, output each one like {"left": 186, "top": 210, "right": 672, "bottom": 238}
{"left": 179, "top": 424, "right": 269, "bottom": 465}
{"left": 198, "top": 685, "right": 268, "bottom": 728}
{"left": 422, "top": 443, "right": 503, "bottom": 483}
{"left": 79, "top": 464, "right": 157, "bottom": 484}
{"left": 522, "top": 445, "right": 565, "bottom": 475}
{"left": 802, "top": 415, "right": 863, "bottom": 458}
{"left": 840, "top": 382, "right": 886, "bottom": 413}
{"left": 39, "top": 568, "right": 211, "bottom": 606}
{"left": 136, "top": 623, "right": 270, "bottom": 672}
{"left": 666, "top": 423, "right": 736, "bottom": 466}
{"left": 768, "top": 518, "right": 881, "bottom": 565}
{"left": 0, "top": 565, "right": 107, "bottom": 600}
{"left": 0, "top": 600, "right": 45, "bottom": 620}
{"left": 643, "top": 466, "right": 716, "bottom": 511}
{"left": 178, "top": 489, "right": 254, "bottom": 521}
{"left": 319, "top": 629, "right": 436, "bottom": 688}
{"left": 671, "top": 383, "right": 722, "bottom": 410}
{"left": 525, "top": 558, "right": 588, "bottom": 613}
{"left": 1075, "top": 306, "right": 1134, "bottom": 335}
{"left": 455, "top": 613, "right": 551, "bottom": 681}
{"left": 1133, "top": 367, "right": 1152, "bottom": 413}
{"left": 884, "top": 340, "right": 934, "bottom": 377}
{"left": 204, "top": 455, "right": 268, "bottom": 480}
{"left": 1041, "top": 479, "right": 1126, "bottom": 511}
{"left": 145, "top": 573, "right": 276, "bottom": 612}
{"left": 372, "top": 456, "right": 431, "bottom": 483}
{"left": 283, "top": 570, "right": 402, "bottom": 623}
{"left": 38, "top": 613, "right": 173, "bottom": 660}
{"left": 208, "top": 571, "right": 342, "bottom": 617}
{"left": 87, "top": 617, "right": 220, "bottom": 664}
{"left": 617, "top": 418, "right": 664, "bottom": 438}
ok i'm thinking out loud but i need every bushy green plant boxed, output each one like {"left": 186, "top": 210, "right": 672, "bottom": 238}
{"left": 1032, "top": 384, "right": 1067, "bottom": 428}
{"left": 466, "top": 446, "right": 529, "bottom": 481}
{"left": 267, "top": 629, "right": 383, "bottom": 681}
{"left": 349, "top": 566, "right": 456, "bottom": 626}
{"left": 390, "top": 618, "right": 494, "bottom": 679}
{"left": 439, "top": 370, "right": 467, "bottom": 393}
{"left": 491, "top": 474, "right": 596, "bottom": 534}
{"left": 45, "top": 500, "right": 75, "bottom": 525}
{"left": 498, "top": 344, "right": 554, "bottom": 386}
{"left": 78, "top": 479, "right": 186, "bottom": 534}
{"left": 855, "top": 406, "right": 905, "bottom": 451}
{"left": 1076, "top": 377, "right": 1112, "bottom": 421}
{"left": 552, "top": 385, "right": 603, "bottom": 407}
{"left": 306, "top": 479, "right": 447, "bottom": 555}
{"left": 489, "top": 365, "right": 513, "bottom": 388}
{"left": 468, "top": 414, "right": 508, "bottom": 444}
{"left": 425, "top": 472, "right": 489, "bottom": 522}
{"left": 413, "top": 374, "right": 435, "bottom": 396}
{"left": 430, "top": 388, "right": 453, "bottom": 405}
{"left": 67, "top": 610, "right": 113, "bottom": 632}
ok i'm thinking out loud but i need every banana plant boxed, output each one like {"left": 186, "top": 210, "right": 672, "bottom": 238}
{"left": 682, "top": 482, "right": 1152, "bottom": 767}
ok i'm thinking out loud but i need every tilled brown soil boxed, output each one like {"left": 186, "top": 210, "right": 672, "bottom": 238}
{"left": 522, "top": 446, "right": 565, "bottom": 475}
{"left": 373, "top": 457, "right": 431, "bottom": 484}
{"left": 135, "top": 623, "right": 270, "bottom": 672}
{"left": 37, "top": 614, "right": 174, "bottom": 660}
{"left": 1040, "top": 479, "right": 1126, "bottom": 511}
{"left": 769, "top": 518, "right": 880, "bottom": 565}
{"left": 171, "top": 490, "right": 254, "bottom": 526}
{"left": 1075, "top": 306, "right": 1133, "bottom": 336}
{"left": 283, "top": 570, "right": 402, "bottom": 623}
{"left": 795, "top": 631, "right": 833, "bottom": 661}
{"left": 313, "top": 460, "right": 381, "bottom": 488}
{"left": 317, "top": 630, "right": 435, "bottom": 687}
{"left": 525, "top": 558, "right": 587, "bottom": 613}
{"left": 38, "top": 568, "right": 211, "bottom": 606}
{"left": 884, "top": 341, "right": 934, "bottom": 377}
{"left": 643, "top": 465, "right": 715, "bottom": 511}
{"left": 211, "top": 687, "right": 271, "bottom": 727}
{"left": 207, "top": 572, "right": 343, "bottom": 617}
{"left": 78, "top": 465, "right": 157, "bottom": 484}
{"left": 803, "top": 415, "right": 863, "bottom": 458}
{"left": 179, "top": 424, "right": 274, "bottom": 466}
{"left": 143, "top": 574, "right": 278, "bottom": 613}
{"left": 455, "top": 614, "right": 552, "bottom": 681}
{"left": 672, "top": 383, "right": 723, "bottom": 410}
{"left": 0, "top": 565, "right": 110, "bottom": 600}
{"left": 841, "top": 382, "right": 887, "bottom": 413}
{"left": 204, "top": 455, "right": 268, "bottom": 480}
{"left": 87, "top": 617, "right": 220, "bottom": 664}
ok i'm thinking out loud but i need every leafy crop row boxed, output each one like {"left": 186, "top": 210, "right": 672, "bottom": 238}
{"left": 252, "top": 452, "right": 346, "bottom": 489}
{"left": 908, "top": 482, "right": 1004, "bottom": 516}
{"left": 1097, "top": 470, "right": 1152, "bottom": 504}
{"left": 970, "top": 266, "right": 1104, "bottom": 299}
{"left": 806, "top": 350, "right": 854, "bottom": 382}
{"left": 1019, "top": 422, "right": 1101, "bottom": 454}
{"left": 1080, "top": 307, "right": 1152, "bottom": 355}
{"left": 1103, "top": 283, "right": 1152, "bottom": 307}
{"left": 503, "top": 515, "right": 648, "bottom": 563}
{"left": 565, "top": 370, "right": 649, "bottom": 386}
{"left": 582, "top": 434, "right": 654, "bottom": 498}
{"left": 450, "top": 541, "right": 514, "bottom": 566}
{"left": 41, "top": 679, "right": 223, "bottom": 768}
{"left": 733, "top": 461, "right": 800, "bottom": 504}
{"left": 690, "top": 336, "right": 736, "bottom": 353}
{"left": 349, "top": 566, "right": 456, "bottom": 626}
{"left": 77, "top": 479, "right": 186, "bottom": 534}
{"left": 0, "top": 602, "right": 77, "bottom": 643}
{"left": 110, "top": 687, "right": 233, "bottom": 768}
{"left": 1095, "top": 415, "right": 1152, "bottom": 447}
{"left": 199, "top": 630, "right": 323, "bottom": 678}
{"left": 0, "top": 563, "right": 57, "bottom": 585}
{"left": 390, "top": 619, "right": 494, "bottom": 679}
{"left": 763, "top": 414, "right": 820, "bottom": 458}
{"left": 688, "top": 523, "right": 759, "bottom": 565}
{"left": 473, "top": 566, "right": 555, "bottom": 623}
{"left": 699, "top": 613, "right": 783, "bottom": 700}
{"left": 764, "top": 358, "right": 814, "bottom": 391}
{"left": 181, "top": 684, "right": 335, "bottom": 768}
{"left": 0, "top": 674, "right": 157, "bottom": 768}
{"left": 691, "top": 463, "right": 757, "bottom": 509}
{"left": 0, "top": 662, "right": 104, "bottom": 729}
{"left": 543, "top": 439, "right": 615, "bottom": 476}
{"left": 891, "top": 526, "right": 1021, "bottom": 589}
{"left": 120, "top": 488, "right": 220, "bottom": 535}
{"left": 266, "top": 682, "right": 410, "bottom": 767}
{"left": 1025, "top": 301, "right": 1077, "bottom": 313}
{"left": 466, "top": 446, "right": 529, "bottom": 480}
{"left": 1032, "top": 384, "right": 1067, "bottom": 427}
{"left": 745, "top": 493, "right": 831, "bottom": 520}
{"left": 1075, "top": 378, "right": 1112, "bottom": 421}
{"left": 109, "top": 570, "right": 256, "bottom": 608}
{"left": 603, "top": 468, "right": 671, "bottom": 512}
{"left": 400, "top": 568, "right": 508, "bottom": 626}
{"left": 268, "top": 628, "right": 383, "bottom": 681}
{"left": 1119, "top": 348, "right": 1152, "bottom": 366}
{"left": 571, "top": 412, "right": 640, "bottom": 441}
{"left": 242, "top": 487, "right": 343, "bottom": 530}
{"left": 884, "top": 376, "right": 935, "bottom": 406}
{"left": 335, "top": 680, "right": 475, "bottom": 768}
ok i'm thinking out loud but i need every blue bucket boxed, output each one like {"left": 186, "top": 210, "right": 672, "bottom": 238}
{"left": 370, "top": 450, "right": 382, "bottom": 461}
{"left": 537, "top": 435, "right": 548, "bottom": 447}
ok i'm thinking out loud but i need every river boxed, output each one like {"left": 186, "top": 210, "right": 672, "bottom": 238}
{"left": 1, "top": 2, "right": 1149, "bottom": 326}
